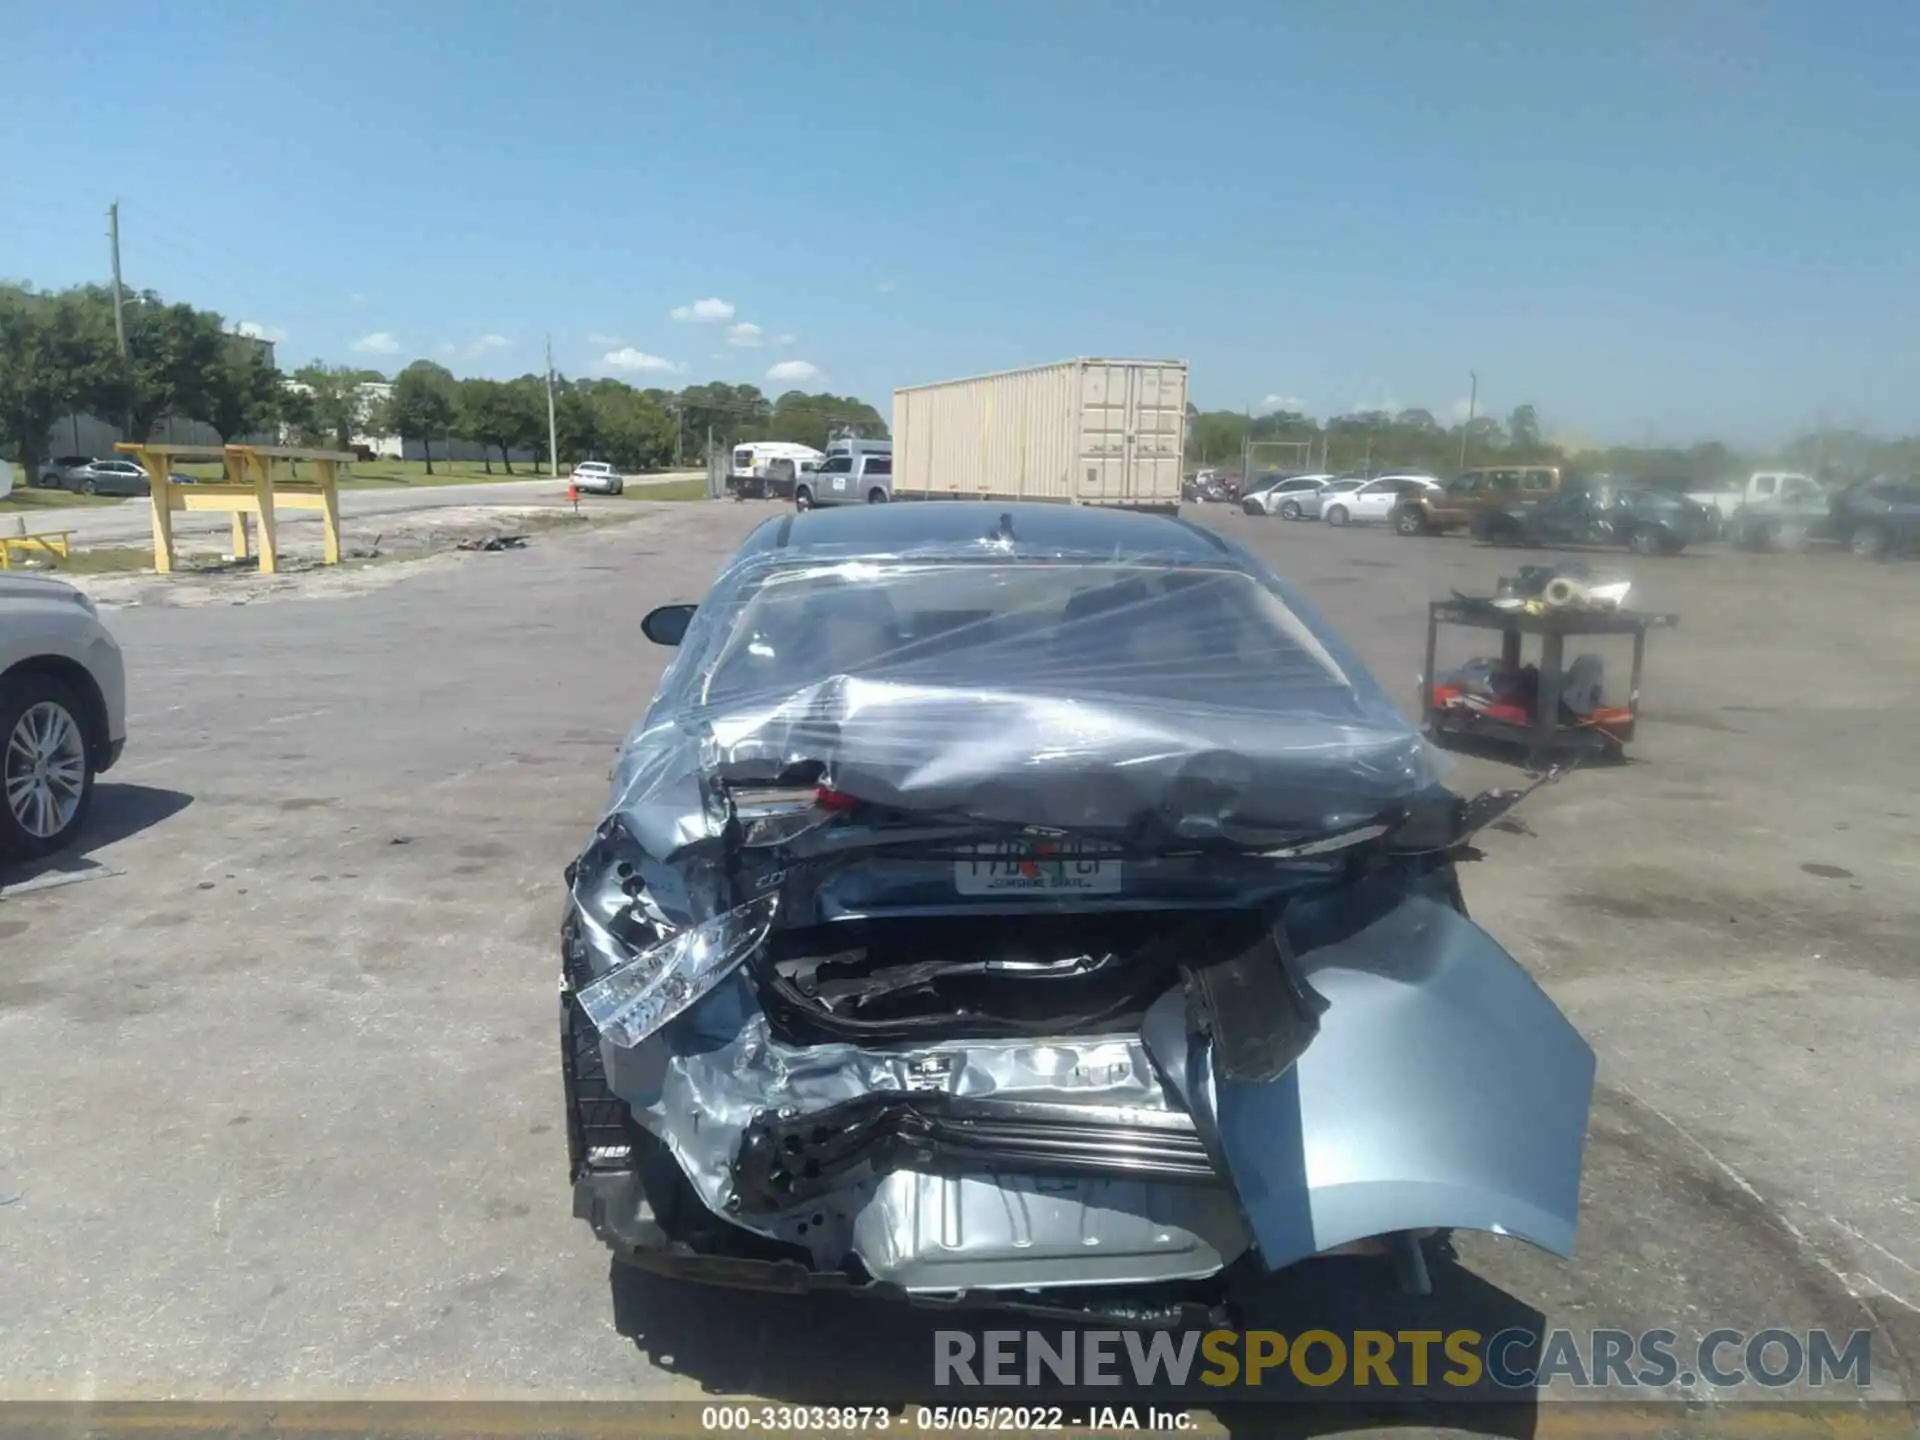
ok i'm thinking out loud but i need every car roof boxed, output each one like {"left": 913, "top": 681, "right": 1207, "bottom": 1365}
{"left": 740, "top": 501, "right": 1237, "bottom": 566}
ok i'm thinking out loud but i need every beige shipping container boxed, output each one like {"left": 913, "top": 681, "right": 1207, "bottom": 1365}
{"left": 893, "top": 358, "right": 1188, "bottom": 510}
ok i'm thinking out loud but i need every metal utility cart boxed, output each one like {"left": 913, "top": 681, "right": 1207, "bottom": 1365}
{"left": 1421, "top": 599, "right": 1679, "bottom": 764}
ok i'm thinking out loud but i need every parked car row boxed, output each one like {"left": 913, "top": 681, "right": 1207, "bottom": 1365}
{"left": 1234, "top": 463, "right": 1920, "bottom": 560}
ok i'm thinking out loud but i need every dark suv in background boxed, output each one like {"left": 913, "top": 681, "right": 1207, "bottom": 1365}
{"left": 1475, "top": 477, "right": 1720, "bottom": 555}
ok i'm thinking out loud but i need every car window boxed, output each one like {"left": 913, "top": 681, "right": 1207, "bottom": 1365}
{"left": 1753, "top": 476, "right": 1776, "bottom": 496}
{"left": 819, "top": 456, "right": 853, "bottom": 474}
{"left": 1446, "top": 474, "right": 1481, "bottom": 495}
{"left": 732, "top": 449, "right": 753, "bottom": 467}
{"left": 1487, "top": 469, "right": 1521, "bottom": 494}
{"left": 861, "top": 456, "right": 892, "bottom": 476}
{"left": 699, "top": 562, "right": 1348, "bottom": 707}
{"left": 1327, "top": 480, "right": 1362, "bottom": 493}
{"left": 1521, "top": 469, "right": 1554, "bottom": 491}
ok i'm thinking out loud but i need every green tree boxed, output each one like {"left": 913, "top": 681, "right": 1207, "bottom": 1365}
{"left": 117, "top": 290, "right": 231, "bottom": 439}
{"left": 678, "top": 382, "right": 771, "bottom": 448}
{"left": 1508, "top": 404, "right": 1542, "bottom": 454}
{"left": 0, "top": 285, "right": 121, "bottom": 472}
{"left": 591, "top": 384, "right": 678, "bottom": 471}
{"left": 290, "top": 364, "right": 385, "bottom": 451}
{"left": 766, "top": 390, "right": 887, "bottom": 451}
{"left": 388, "top": 360, "right": 459, "bottom": 473}
{"left": 205, "top": 343, "right": 283, "bottom": 443}
{"left": 1186, "top": 410, "right": 1249, "bottom": 466}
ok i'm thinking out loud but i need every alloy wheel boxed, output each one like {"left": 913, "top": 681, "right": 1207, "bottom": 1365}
{"left": 5, "top": 700, "right": 88, "bottom": 840}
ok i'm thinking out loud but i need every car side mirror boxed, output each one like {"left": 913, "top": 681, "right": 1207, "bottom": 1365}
{"left": 641, "top": 603, "right": 697, "bottom": 646}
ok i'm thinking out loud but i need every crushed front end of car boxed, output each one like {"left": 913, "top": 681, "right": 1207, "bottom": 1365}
{"left": 561, "top": 519, "right": 1595, "bottom": 1322}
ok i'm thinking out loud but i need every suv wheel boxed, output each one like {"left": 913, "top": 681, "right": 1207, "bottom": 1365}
{"left": 1, "top": 675, "right": 96, "bottom": 862}
{"left": 1395, "top": 506, "right": 1427, "bottom": 536}
{"left": 1627, "top": 526, "right": 1663, "bottom": 556}
{"left": 1279, "top": 499, "right": 1303, "bottom": 520}
{"left": 1324, "top": 504, "right": 1350, "bottom": 527}
{"left": 1850, "top": 523, "right": 1892, "bottom": 560}
{"left": 793, "top": 486, "right": 814, "bottom": 512}
{"left": 867, "top": 487, "right": 888, "bottom": 505}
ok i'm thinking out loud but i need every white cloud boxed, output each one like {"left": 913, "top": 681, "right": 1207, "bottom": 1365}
{"left": 773, "top": 332, "right": 798, "bottom": 346}
{"left": 349, "top": 292, "right": 368, "bottom": 306}
{"left": 586, "top": 331, "right": 623, "bottom": 346}
{"left": 468, "top": 333, "right": 510, "bottom": 355}
{"left": 726, "top": 322, "right": 764, "bottom": 348}
{"left": 603, "top": 347, "right": 682, "bottom": 374}
{"left": 669, "top": 297, "right": 735, "bottom": 323}
{"left": 235, "top": 320, "right": 287, "bottom": 343}
{"left": 766, "top": 359, "right": 822, "bottom": 384}
{"left": 1447, "top": 397, "right": 1478, "bottom": 422}
{"left": 1348, "top": 396, "right": 1400, "bottom": 415}
{"left": 876, "top": 280, "right": 898, "bottom": 294}
{"left": 1259, "top": 393, "right": 1308, "bottom": 413}
{"left": 350, "top": 331, "right": 401, "bottom": 355}
{"left": 439, "top": 342, "right": 458, "bottom": 355}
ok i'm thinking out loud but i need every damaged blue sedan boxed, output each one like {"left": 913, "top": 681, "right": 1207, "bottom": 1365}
{"left": 561, "top": 501, "right": 1594, "bottom": 1323}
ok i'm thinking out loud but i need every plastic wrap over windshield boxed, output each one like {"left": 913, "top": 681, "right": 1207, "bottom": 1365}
{"left": 607, "top": 529, "right": 1436, "bottom": 853}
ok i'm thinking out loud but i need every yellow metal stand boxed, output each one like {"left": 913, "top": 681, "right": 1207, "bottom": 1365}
{"left": 118, "top": 444, "right": 353, "bottom": 575}
{"left": 0, "top": 529, "right": 73, "bottom": 569}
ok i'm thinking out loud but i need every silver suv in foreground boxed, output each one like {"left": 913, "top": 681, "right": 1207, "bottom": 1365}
{"left": 1, "top": 575, "right": 127, "bottom": 861}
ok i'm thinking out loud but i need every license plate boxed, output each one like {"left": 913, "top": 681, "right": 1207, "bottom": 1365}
{"left": 954, "top": 841, "right": 1122, "bottom": 895}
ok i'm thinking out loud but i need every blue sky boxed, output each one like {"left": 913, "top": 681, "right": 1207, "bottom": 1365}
{"left": 3, "top": 1, "right": 1914, "bottom": 444}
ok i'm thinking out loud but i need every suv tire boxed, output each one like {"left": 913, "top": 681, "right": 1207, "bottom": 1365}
{"left": 0, "top": 674, "right": 97, "bottom": 863}
{"left": 1324, "top": 504, "right": 1350, "bottom": 527}
{"left": 867, "top": 488, "right": 888, "bottom": 505}
{"left": 1850, "top": 523, "right": 1892, "bottom": 560}
{"left": 794, "top": 486, "right": 814, "bottom": 512}
{"left": 1395, "top": 506, "right": 1428, "bottom": 536}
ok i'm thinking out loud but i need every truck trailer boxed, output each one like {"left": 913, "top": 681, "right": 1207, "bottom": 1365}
{"left": 892, "top": 358, "right": 1188, "bottom": 512}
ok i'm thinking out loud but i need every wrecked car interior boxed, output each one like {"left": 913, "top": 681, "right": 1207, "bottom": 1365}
{"left": 562, "top": 503, "right": 1596, "bottom": 1325}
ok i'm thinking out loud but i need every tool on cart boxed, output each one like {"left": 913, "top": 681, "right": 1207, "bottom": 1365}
{"left": 1422, "top": 569, "right": 1677, "bottom": 766}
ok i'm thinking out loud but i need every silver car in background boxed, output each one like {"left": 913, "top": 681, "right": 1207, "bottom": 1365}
{"left": 1241, "top": 473, "right": 1334, "bottom": 517}
{"left": 561, "top": 502, "right": 1595, "bottom": 1322}
{"left": 1291, "top": 475, "right": 1367, "bottom": 520}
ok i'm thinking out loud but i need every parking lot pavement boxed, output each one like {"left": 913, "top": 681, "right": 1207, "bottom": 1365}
{"left": 0, "top": 499, "right": 1913, "bottom": 1409}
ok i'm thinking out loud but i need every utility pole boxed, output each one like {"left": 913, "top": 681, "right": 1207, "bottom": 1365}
{"left": 1458, "top": 369, "right": 1478, "bottom": 471}
{"left": 107, "top": 201, "right": 128, "bottom": 359}
{"left": 544, "top": 335, "right": 559, "bottom": 477}
{"left": 670, "top": 395, "right": 684, "bottom": 468}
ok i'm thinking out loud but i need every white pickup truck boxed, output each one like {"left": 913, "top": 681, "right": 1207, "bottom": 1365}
{"left": 1687, "top": 471, "right": 1815, "bottom": 521}
{"left": 1689, "top": 472, "right": 1835, "bottom": 551}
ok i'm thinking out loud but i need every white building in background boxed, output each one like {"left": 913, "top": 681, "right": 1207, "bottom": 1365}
{"left": 278, "top": 377, "right": 402, "bottom": 457}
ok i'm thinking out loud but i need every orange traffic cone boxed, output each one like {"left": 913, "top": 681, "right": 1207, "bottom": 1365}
{"left": 567, "top": 481, "right": 579, "bottom": 514}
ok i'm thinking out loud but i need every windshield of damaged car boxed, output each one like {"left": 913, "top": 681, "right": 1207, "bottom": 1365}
{"left": 691, "top": 561, "right": 1353, "bottom": 709}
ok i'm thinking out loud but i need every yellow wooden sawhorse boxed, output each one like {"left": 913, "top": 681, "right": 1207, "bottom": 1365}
{"left": 117, "top": 443, "right": 354, "bottom": 575}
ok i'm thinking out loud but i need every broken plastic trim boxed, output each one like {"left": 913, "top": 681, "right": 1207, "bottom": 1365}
{"left": 729, "top": 1093, "right": 1218, "bottom": 1216}
{"left": 577, "top": 896, "right": 779, "bottom": 1048}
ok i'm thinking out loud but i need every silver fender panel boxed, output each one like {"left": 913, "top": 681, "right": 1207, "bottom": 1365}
{"left": 1146, "top": 891, "right": 1595, "bottom": 1271}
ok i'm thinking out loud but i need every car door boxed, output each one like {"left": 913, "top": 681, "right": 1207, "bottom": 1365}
{"left": 1348, "top": 480, "right": 1394, "bottom": 520}
{"left": 816, "top": 455, "right": 853, "bottom": 503}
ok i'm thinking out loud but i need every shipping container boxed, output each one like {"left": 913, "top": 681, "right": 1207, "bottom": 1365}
{"left": 892, "top": 358, "right": 1188, "bottom": 511}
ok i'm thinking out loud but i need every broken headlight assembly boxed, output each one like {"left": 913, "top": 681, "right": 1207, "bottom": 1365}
{"left": 576, "top": 896, "right": 778, "bottom": 1048}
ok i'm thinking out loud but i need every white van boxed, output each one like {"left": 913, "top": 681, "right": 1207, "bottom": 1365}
{"left": 728, "top": 442, "right": 825, "bottom": 501}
